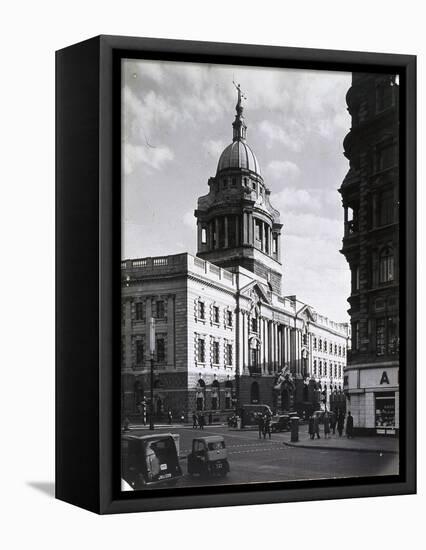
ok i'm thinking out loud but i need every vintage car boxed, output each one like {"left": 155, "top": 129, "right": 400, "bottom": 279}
{"left": 270, "top": 414, "right": 291, "bottom": 432}
{"left": 187, "top": 435, "right": 230, "bottom": 477}
{"left": 121, "top": 433, "right": 182, "bottom": 490}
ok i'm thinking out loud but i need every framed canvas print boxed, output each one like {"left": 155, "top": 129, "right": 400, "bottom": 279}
{"left": 56, "top": 35, "right": 416, "bottom": 514}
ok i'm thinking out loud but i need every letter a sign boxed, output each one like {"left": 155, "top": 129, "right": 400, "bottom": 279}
{"left": 380, "top": 371, "right": 390, "bottom": 385}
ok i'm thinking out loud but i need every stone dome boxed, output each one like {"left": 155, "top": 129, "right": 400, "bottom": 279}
{"left": 217, "top": 140, "right": 261, "bottom": 175}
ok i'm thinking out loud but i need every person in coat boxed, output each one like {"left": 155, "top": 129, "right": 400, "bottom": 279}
{"left": 337, "top": 411, "right": 345, "bottom": 437}
{"left": 192, "top": 411, "right": 198, "bottom": 429}
{"left": 346, "top": 411, "right": 354, "bottom": 438}
{"left": 198, "top": 413, "right": 205, "bottom": 430}
{"left": 257, "top": 413, "right": 264, "bottom": 439}
{"left": 323, "top": 412, "right": 330, "bottom": 439}
{"left": 308, "top": 415, "right": 315, "bottom": 440}
{"left": 263, "top": 413, "right": 272, "bottom": 439}
{"left": 330, "top": 412, "right": 337, "bottom": 435}
{"left": 313, "top": 413, "right": 321, "bottom": 439}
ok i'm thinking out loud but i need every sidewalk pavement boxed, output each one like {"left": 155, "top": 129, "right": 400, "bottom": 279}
{"left": 282, "top": 425, "right": 398, "bottom": 454}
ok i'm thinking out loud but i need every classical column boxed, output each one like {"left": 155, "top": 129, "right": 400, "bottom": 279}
{"left": 243, "top": 211, "right": 248, "bottom": 244}
{"left": 224, "top": 215, "right": 229, "bottom": 248}
{"left": 215, "top": 217, "right": 220, "bottom": 249}
{"left": 235, "top": 215, "right": 239, "bottom": 247}
{"left": 248, "top": 212, "right": 253, "bottom": 245}
{"left": 209, "top": 221, "right": 214, "bottom": 250}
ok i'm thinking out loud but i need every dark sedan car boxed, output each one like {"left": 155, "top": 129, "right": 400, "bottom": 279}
{"left": 270, "top": 414, "right": 291, "bottom": 432}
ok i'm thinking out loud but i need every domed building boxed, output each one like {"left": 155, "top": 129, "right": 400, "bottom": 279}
{"left": 120, "top": 88, "right": 349, "bottom": 423}
{"left": 195, "top": 88, "right": 283, "bottom": 293}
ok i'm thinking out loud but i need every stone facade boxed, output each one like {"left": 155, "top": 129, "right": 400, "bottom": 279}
{"left": 121, "top": 254, "right": 349, "bottom": 421}
{"left": 121, "top": 89, "right": 349, "bottom": 422}
{"left": 339, "top": 73, "right": 399, "bottom": 435}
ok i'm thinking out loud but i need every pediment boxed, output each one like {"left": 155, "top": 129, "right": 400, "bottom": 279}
{"left": 240, "top": 280, "right": 271, "bottom": 304}
{"left": 296, "top": 304, "right": 317, "bottom": 323}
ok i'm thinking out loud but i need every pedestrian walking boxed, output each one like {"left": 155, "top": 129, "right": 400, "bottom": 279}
{"left": 337, "top": 411, "right": 344, "bottom": 437}
{"left": 346, "top": 411, "right": 354, "bottom": 438}
{"left": 208, "top": 412, "right": 213, "bottom": 425}
{"left": 192, "top": 411, "right": 198, "bottom": 429}
{"left": 167, "top": 409, "right": 173, "bottom": 425}
{"left": 308, "top": 415, "right": 315, "bottom": 439}
{"left": 198, "top": 413, "right": 205, "bottom": 430}
{"left": 324, "top": 412, "right": 330, "bottom": 439}
{"left": 313, "top": 413, "right": 321, "bottom": 439}
{"left": 263, "top": 413, "right": 272, "bottom": 439}
{"left": 257, "top": 413, "right": 264, "bottom": 439}
{"left": 331, "top": 411, "right": 337, "bottom": 435}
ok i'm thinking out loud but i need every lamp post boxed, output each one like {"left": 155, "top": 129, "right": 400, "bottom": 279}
{"left": 149, "top": 316, "right": 156, "bottom": 431}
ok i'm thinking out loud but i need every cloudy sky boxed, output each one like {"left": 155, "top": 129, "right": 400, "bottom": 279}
{"left": 122, "top": 59, "right": 352, "bottom": 322}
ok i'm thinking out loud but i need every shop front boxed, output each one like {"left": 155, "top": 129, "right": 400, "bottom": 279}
{"left": 375, "top": 391, "right": 396, "bottom": 435}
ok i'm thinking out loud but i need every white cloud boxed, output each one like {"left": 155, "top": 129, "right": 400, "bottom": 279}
{"left": 123, "top": 143, "right": 174, "bottom": 175}
{"left": 258, "top": 120, "right": 303, "bottom": 152}
{"left": 266, "top": 160, "right": 300, "bottom": 182}
{"left": 202, "top": 139, "right": 226, "bottom": 159}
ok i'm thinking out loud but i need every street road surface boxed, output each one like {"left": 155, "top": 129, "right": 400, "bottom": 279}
{"left": 128, "top": 425, "right": 398, "bottom": 488}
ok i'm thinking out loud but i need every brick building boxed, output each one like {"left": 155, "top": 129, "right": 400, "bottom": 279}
{"left": 121, "top": 89, "right": 349, "bottom": 421}
{"left": 339, "top": 73, "right": 399, "bottom": 435}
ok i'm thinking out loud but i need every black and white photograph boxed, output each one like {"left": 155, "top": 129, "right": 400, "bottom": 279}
{"left": 119, "top": 59, "right": 400, "bottom": 491}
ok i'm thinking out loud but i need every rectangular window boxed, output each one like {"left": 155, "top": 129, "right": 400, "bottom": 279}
{"left": 387, "top": 317, "right": 399, "bottom": 355}
{"left": 198, "top": 301, "right": 205, "bottom": 320}
{"left": 156, "top": 337, "right": 165, "bottom": 362}
{"left": 339, "top": 365, "right": 342, "bottom": 378}
{"left": 352, "top": 321, "right": 360, "bottom": 350}
{"left": 324, "top": 341, "right": 327, "bottom": 352}
{"left": 135, "top": 301, "right": 144, "bottom": 321}
{"left": 156, "top": 300, "right": 165, "bottom": 319}
{"left": 313, "top": 338, "right": 317, "bottom": 350}
{"left": 213, "top": 305, "right": 220, "bottom": 324}
{"left": 378, "top": 190, "right": 394, "bottom": 226}
{"left": 313, "top": 360, "right": 317, "bottom": 376}
{"left": 198, "top": 339, "right": 205, "bottom": 363}
{"left": 251, "top": 317, "right": 258, "bottom": 333}
{"left": 227, "top": 310, "right": 233, "bottom": 327}
{"left": 136, "top": 340, "right": 144, "bottom": 366}
{"left": 227, "top": 343, "right": 233, "bottom": 366}
{"left": 324, "top": 362, "right": 327, "bottom": 377}
{"left": 376, "top": 318, "right": 386, "bottom": 356}
{"left": 352, "top": 265, "right": 360, "bottom": 292}
{"left": 213, "top": 341, "right": 220, "bottom": 364}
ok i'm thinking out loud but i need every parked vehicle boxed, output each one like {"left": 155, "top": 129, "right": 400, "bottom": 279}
{"left": 121, "top": 433, "right": 182, "bottom": 490}
{"left": 187, "top": 436, "right": 230, "bottom": 477}
{"left": 240, "top": 404, "right": 273, "bottom": 427}
{"left": 270, "top": 414, "right": 291, "bottom": 432}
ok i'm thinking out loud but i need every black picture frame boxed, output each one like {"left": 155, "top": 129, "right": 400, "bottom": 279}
{"left": 56, "top": 35, "right": 416, "bottom": 514}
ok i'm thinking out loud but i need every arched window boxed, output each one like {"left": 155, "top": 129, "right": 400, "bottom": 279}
{"left": 379, "top": 247, "right": 394, "bottom": 283}
{"left": 250, "top": 381, "right": 260, "bottom": 404}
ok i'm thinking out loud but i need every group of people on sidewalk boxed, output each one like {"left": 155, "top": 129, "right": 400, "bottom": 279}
{"left": 256, "top": 412, "right": 272, "bottom": 440}
{"left": 192, "top": 411, "right": 206, "bottom": 430}
{"left": 308, "top": 410, "right": 354, "bottom": 440}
